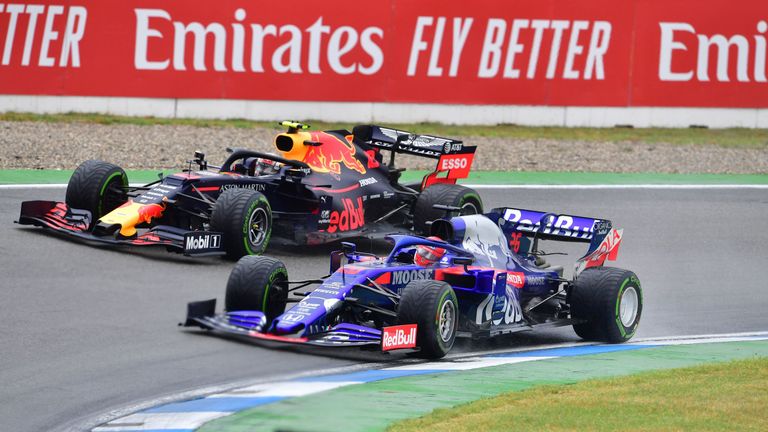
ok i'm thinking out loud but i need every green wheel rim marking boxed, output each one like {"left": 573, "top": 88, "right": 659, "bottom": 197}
{"left": 264, "top": 269, "right": 284, "bottom": 315}
{"left": 615, "top": 277, "right": 640, "bottom": 338}
{"left": 98, "top": 171, "right": 124, "bottom": 216}
{"left": 242, "top": 196, "right": 271, "bottom": 255}
{"left": 459, "top": 193, "right": 482, "bottom": 215}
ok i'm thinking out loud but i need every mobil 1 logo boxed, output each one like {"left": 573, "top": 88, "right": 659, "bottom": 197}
{"left": 184, "top": 232, "right": 224, "bottom": 255}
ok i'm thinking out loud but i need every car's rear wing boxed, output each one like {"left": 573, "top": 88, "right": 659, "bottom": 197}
{"left": 352, "top": 125, "right": 472, "bottom": 158}
{"left": 352, "top": 125, "right": 476, "bottom": 188}
{"left": 485, "top": 207, "right": 623, "bottom": 273}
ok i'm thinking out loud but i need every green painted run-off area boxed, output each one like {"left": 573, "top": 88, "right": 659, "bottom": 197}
{"left": 201, "top": 341, "right": 768, "bottom": 432}
{"left": 1, "top": 169, "right": 767, "bottom": 185}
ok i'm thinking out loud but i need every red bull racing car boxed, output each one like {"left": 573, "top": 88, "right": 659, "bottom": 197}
{"left": 183, "top": 207, "right": 642, "bottom": 358}
{"left": 17, "top": 122, "right": 482, "bottom": 258}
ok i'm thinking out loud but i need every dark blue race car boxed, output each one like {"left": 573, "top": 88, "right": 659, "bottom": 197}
{"left": 17, "top": 122, "right": 481, "bottom": 258}
{"left": 184, "top": 207, "right": 642, "bottom": 358}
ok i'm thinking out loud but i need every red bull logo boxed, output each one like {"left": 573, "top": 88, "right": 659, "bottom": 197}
{"left": 100, "top": 200, "right": 167, "bottom": 237}
{"left": 327, "top": 197, "right": 364, "bottom": 233}
{"left": 137, "top": 203, "right": 166, "bottom": 224}
{"left": 381, "top": 324, "right": 418, "bottom": 351}
{"left": 304, "top": 132, "right": 366, "bottom": 175}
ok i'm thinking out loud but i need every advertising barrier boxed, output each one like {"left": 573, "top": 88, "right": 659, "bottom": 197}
{"left": 0, "top": 1, "right": 765, "bottom": 125}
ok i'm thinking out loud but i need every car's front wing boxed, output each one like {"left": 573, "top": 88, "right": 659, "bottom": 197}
{"left": 17, "top": 200, "right": 224, "bottom": 256}
{"left": 182, "top": 299, "right": 382, "bottom": 348}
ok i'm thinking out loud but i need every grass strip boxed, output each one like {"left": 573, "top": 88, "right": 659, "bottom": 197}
{"left": 390, "top": 356, "right": 768, "bottom": 432}
{"left": 2, "top": 112, "right": 767, "bottom": 148}
{"left": 199, "top": 340, "right": 768, "bottom": 432}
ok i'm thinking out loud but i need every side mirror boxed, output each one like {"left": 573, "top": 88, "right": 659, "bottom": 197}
{"left": 330, "top": 251, "right": 344, "bottom": 273}
{"left": 192, "top": 150, "right": 207, "bottom": 170}
{"left": 341, "top": 242, "right": 356, "bottom": 256}
{"left": 331, "top": 243, "right": 356, "bottom": 274}
{"left": 451, "top": 256, "right": 473, "bottom": 266}
{"left": 450, "top": 256, "right": 474, "bottom": 272}
{"left": 286, "top": 168, "right": 309, "bottom": 178}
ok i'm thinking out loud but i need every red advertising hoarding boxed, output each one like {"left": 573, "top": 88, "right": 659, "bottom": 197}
{"left": 0, "top": 0, "right": 765, "bottom": 107}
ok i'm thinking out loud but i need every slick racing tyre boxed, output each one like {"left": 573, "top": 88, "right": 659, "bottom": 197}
{"left": 397, "top": 280, "right": 459, "bottom": 359}
{"left": 225, "top": 256, "right": 288, "bottom": 323}
{"left": 413, "top": 183, "right": 483, "bottom": 234}
{"left": 211, "top": 189, "right": 272, "bottom": 259}
{"left": 570, "top": 267, "right": 642, "bottom": 343}
{"left": 65, "top": 160, "right": 128, "bottom": 226}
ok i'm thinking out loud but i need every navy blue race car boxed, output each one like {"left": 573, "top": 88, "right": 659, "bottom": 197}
{"left": 17, "top": 122, "right": 481, "bottom": 258}
{"left": 183, "top": 207, "right": 642, "bottom": 358}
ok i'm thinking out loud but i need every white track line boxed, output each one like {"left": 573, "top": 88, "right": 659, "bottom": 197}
{"left": 0, "top": 183, "right": 70, "bottom": 189}
{"left": 2, "top": 183, "right": 767, "bottom": 190}
{"left": 92, "top": 412, "right": 229, "bottom": 431}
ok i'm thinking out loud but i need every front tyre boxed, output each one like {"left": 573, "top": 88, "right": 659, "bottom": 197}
{"left": 570, "top": 267, "right": 643, "bottom": 343}
{"left": 65, "top": 160, "right": 128, "bottom": 225}
{"left": 225, "top": 256, "right": 288, "bottom": 324}
{"left": 413, "top": 183, "right": 483, "bottom": 234}
{"left": 397, "top": 280, "right": 459, "bottom": 359}
{"left": 211, "top": 189, "right": 272, "bottom": 259}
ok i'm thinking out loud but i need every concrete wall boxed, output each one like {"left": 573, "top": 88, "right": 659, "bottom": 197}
{"left": 1, "top": 95, "right": 766, "bottom": 128}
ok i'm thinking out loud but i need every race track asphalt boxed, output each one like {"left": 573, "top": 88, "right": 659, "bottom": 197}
{"left": 1, "top": 186, "right": 767, "bottom": 432}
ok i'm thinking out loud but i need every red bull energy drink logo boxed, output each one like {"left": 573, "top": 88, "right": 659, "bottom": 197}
{"left": 137, "top": 203, "right": 166, "bottom": 224}
{"left": 327, "top": 197, "right": 364, "bottom": 233}
{"left": 304, "top": 132, "right": 366, "bottom": 175}
{"left": 100, "top": 200, "right": 167, "bottom": 237}
{"left": 381, "top": 324, "right": 417, "bottom": 351}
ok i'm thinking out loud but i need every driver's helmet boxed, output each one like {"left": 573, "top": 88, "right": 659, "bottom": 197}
{"left": 414, "top": 236, "right": 446, "bottom": 266}
{"left": 251, "top": 157, "right": 282, "bottom": 176}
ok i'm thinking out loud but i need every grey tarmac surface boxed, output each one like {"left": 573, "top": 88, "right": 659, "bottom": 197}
{"left": 1, "top": 186, "right": 767, "bottom": 432}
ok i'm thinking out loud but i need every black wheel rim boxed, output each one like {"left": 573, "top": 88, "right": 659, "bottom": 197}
{"left": 248, "top": 208, "right": 269, "bottom": 246}
{"left": 102, "top": 178, "right": 127, "bottom": 215}
{"left": 439, "top": 299, "right": 456, "bottom": 342}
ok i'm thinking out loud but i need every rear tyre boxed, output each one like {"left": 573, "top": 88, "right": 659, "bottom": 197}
{"left": 65, "top": 160, "right": 128, "bottom": 225}
{"left": 397, "top": 280, "right": 458, "bottom": 359}
{"left": 211, "top": 189, "right": 272, "bottom": 259}
{"left": 413, "top": 183, "right": 483, "bottom": 234}
{"left": 225, "top": 256, "right": 288, "bottom": 324}
{"left": 570, "top": 267, "right": 642, "bottom": 343}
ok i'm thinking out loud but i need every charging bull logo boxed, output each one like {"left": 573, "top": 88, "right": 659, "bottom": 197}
{"left": 304, "top": 132, "right": 366, "bottom": 175}
{"left": 137, "top": 203, "right": 166, "bottom": 224}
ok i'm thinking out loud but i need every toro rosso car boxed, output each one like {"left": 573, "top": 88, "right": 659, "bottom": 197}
{"left": 183, "top": 207, "right": 642, "bottom": 358}
{"left": 17, "top": 122, "right": 482, "bottom": 258}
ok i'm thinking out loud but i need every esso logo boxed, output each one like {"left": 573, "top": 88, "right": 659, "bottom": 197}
{"left": 441, "top": 157, "right": 468, "bottom": 170}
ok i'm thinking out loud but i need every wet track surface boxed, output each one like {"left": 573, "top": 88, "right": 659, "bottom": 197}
{"left": 1, "top": 186, "right": 767, "bottom": 431}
